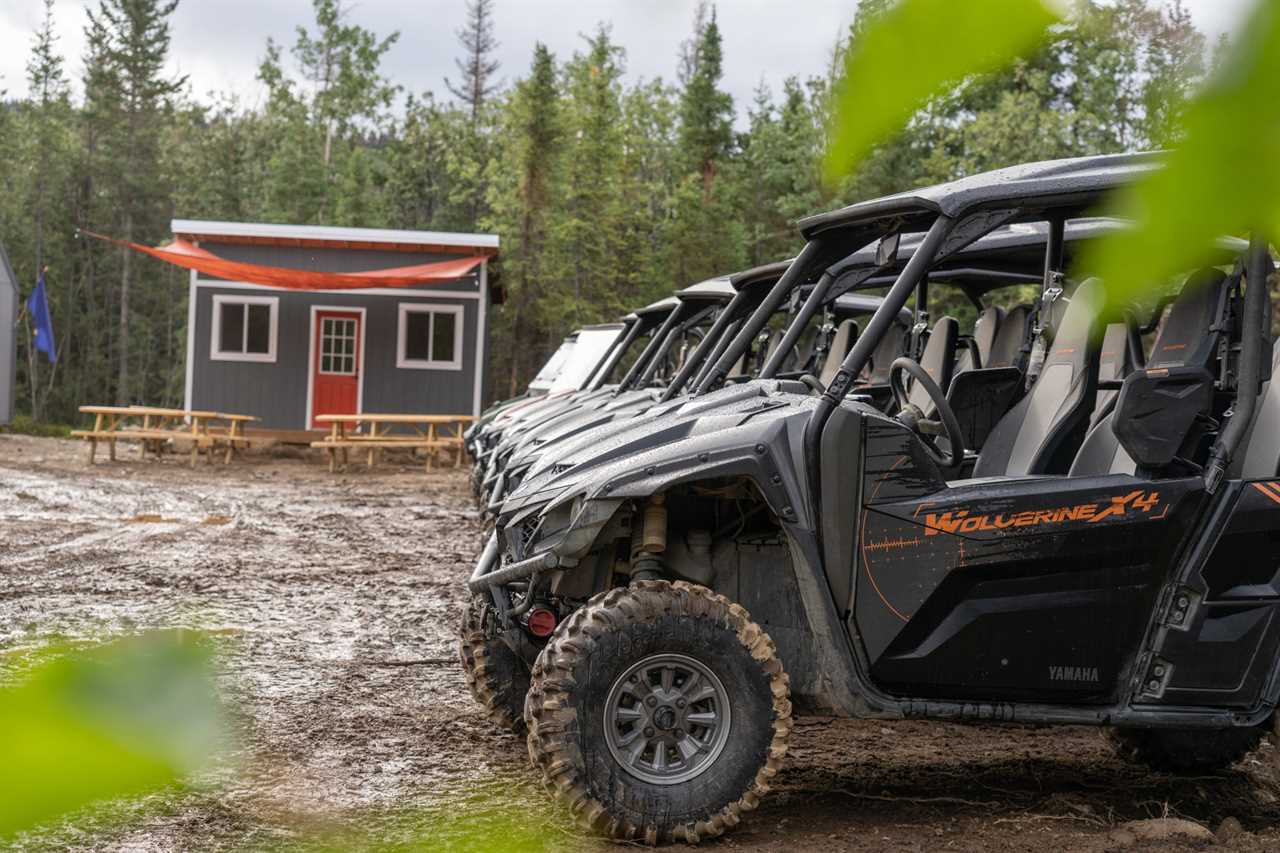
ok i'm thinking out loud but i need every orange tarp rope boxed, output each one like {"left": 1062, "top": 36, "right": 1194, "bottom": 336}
{"left": 80, "top": 230, "right": 485, "bottom": 290}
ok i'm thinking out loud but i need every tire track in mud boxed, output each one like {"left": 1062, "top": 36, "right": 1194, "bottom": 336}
{"left": 3, "top": 433, "right": 1280, "bottom": 852}
{"left": 0, "top": 435, "right": 544, "bottom": 851}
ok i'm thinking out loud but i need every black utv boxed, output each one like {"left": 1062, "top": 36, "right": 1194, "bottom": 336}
{"left": 464, "top": 153, "right": 1280, "bottom": 844}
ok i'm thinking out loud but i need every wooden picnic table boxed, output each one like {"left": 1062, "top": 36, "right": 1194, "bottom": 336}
{"left": 311, "top": 413, "right": 475, "bottom": 472}
{"left": 72, "top": 405, "right": 259, "bottom": 467}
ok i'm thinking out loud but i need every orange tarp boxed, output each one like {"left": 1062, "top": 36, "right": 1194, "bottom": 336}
{"left": 81, "top": 230, "right": 485, "bottom": 290}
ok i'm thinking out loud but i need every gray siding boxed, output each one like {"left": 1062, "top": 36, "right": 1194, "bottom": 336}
{"left": 188, "top": 241, "right": 483, "bottom": 429}
{"left": 0, "top": 244, "right": 17, "bottom": 424}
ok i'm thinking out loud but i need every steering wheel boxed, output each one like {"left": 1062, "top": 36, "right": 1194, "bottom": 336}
{"left": 888, "top": 357, "right": 965, "bottom": 468}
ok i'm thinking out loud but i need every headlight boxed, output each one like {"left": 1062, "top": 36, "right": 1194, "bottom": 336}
{"left": 528, "top": 496, "right": 624, "bottom": 562}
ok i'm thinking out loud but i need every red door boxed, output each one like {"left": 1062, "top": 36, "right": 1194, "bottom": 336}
{"left": 312, "top": 311, "right": 361, "bottom": 428}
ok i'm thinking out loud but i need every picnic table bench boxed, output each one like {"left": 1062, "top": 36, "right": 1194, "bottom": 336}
{"left": 71, "top": 405, "right": 259, "bottom": 467}
{"left": 311, "top": 413, "right": 474, "bottom": 472}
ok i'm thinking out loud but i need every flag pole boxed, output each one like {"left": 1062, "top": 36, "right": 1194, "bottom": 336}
{"left": 41, "top": 266, "right": 60, "bottom": 406}
{"left": 24, "top": 297, "right": 38, "bottom": 422}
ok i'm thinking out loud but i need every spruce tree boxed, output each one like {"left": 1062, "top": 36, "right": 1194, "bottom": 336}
{"left": 84, "top": 0, "right": 184, "bottom": 404}
{"left": 18, "top": 0, "right": 75, "bottom": 419}
{"left": 557, "top": 27, "right": 625, "bottom": 320}
{"left": 447, "top": 0, "right": 502, "bottom": 122}
{"left": 676, "top": 6, "right": 732, "bottom": 193}
{"left": 670, "top": 5, "right": 743, "bottom": 289}
{"left": 486, "top": 43, "right": 562, "bottom": 394}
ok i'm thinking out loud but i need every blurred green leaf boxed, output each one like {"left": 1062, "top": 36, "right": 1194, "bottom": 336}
{"left": 824, "top": 0, "right": 1061, "bottom": 185}
{"left": 1079, "top": 0, "right": 1280, "bottom": 304}
{"left": 0, "top": 631, "right": 224, "bottom": 839}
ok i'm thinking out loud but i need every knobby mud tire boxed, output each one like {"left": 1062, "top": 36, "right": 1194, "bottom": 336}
{"left": 459, "top": 596, "right": 530, "bottom": 733}
{"left": 524, "top": 580, "right": 792, "bottom": 845}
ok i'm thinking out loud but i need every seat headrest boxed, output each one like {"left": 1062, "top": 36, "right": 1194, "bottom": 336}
{"left": 987, "top": 304, "right": 1032, "bottom": 369}
{"left": 1149, "top": 267, "right": 1228, "bottom": 369}
{"left": 820, "top": 319, "right": 859, "bottom": 387}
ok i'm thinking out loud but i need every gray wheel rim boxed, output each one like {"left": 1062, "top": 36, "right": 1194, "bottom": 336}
{"left": 603, "top": 652, "right": 731, "bottom": 786}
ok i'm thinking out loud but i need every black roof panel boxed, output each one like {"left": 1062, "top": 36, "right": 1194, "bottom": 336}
{"left": 799, "top": 152, "right": 1163, "bottom": 238}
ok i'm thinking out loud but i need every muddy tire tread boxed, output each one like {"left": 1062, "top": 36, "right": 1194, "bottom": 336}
{"left": 524, "top": 579, "right": 792, "bottom": 845}
{"left": 458, "top": 597, "right": 529, "bottom": 734}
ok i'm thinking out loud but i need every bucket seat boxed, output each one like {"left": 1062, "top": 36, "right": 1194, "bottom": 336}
{"left": 1239, "top": 340, "right": 1280, "bottom": 478}
{"left": 1089, "top": 322, "right": 1137, "bottom": 430}
{"left": 819, "top": 319, "right": 859, "bottom": 388}
{"left": 985, "top": 304, "right": 1033, "bottom": 371}
{"left": 906, "top": 316, "right": 959, "bottom": 415}
{"left": 972, "top": 279, "right": 1107, "bottom": 478}
{"left": 954, "top": 305, "right": 1003, "bottom": 375}
{"left": 858, "top": 322, "right": 908, "bottom": 387}
{"left": 1069, "top": 268, "right": 1230, "bottom": 477}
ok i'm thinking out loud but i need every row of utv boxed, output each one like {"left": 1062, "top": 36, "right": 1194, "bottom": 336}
{"left": 458, "top": 153, "right": 1280, "bottom": 845}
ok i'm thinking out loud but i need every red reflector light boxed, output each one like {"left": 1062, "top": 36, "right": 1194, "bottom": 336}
{"left": 527, "top": 608, "right": 557, "bottom": 638}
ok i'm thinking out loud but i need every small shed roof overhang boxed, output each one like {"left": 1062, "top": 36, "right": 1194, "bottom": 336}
{"left": 171, "top": 219, "right": 499, "bottom": 256}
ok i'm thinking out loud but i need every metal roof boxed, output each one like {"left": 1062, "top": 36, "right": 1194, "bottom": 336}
{"left": 798, "top": 152, "right": 1163, "bottom": 238}
{"left": 171, "top": 219, "right": 500, "bottom": 250}
{"left": 829, "top": 217, "right": 1131, "bottom": 279}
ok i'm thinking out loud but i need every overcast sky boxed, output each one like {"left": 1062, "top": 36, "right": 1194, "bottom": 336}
{"left": 0, "top": 0, "right": 1260, "bottom": 118}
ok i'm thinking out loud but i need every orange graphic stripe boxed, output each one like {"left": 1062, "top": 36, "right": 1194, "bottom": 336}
{"left": 1253, "top": 482, "right": 1280, "bottom": 505}
{"left": 860, "top": 455, "right": 911, "bottom": 623}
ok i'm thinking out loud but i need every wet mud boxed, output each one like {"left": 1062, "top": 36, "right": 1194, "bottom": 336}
{"left": 1, "top": 433, "right": 1278, "bottom": 852}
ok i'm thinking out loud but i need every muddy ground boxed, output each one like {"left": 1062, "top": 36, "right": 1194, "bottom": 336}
{"left": 2, "top": 432, "right": 1280, "bottom": 852}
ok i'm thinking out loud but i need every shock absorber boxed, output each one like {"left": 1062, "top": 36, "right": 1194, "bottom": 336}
{"left": 631, "top": 494, "right": 667, "bottom": 581}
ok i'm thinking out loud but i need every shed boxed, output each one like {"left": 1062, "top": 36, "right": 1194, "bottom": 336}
{"left": 177, "top": 220, "right": 498, "bottom": 433}
{"left": 0, "top": 243, "right": 17, "bottom": 424}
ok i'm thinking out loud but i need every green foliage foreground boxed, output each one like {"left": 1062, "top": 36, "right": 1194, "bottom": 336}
{"left": 0, "top": 632, "right": 223, "bottom": 840}
{"left": 826, "top": 0, "right": 1278, "bottom": 306}
{"left": 0, "top": 635, "right": 563, "bottom": 852}
{"left": 1081, "top": 0, "right": 1280, "bottom": 303}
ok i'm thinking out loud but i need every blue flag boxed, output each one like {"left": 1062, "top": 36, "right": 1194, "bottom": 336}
{"left": 27, "top": 270, "right": 56, "bottom": 364}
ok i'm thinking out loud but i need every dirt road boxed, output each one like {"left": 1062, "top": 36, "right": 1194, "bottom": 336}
{"left": 2, "top": 433, "right": 1279, "bottom": 852}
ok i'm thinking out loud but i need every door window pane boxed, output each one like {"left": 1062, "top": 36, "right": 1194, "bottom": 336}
{"left": 320, "top": 317, "right": 357, "bottom": 375}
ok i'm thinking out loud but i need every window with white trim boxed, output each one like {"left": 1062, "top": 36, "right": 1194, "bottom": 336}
{"left": 211, "top": 295, "right": 278, "bottom": 362}
{"left": 397, "top": 303, "right": 464, "bottom": 370}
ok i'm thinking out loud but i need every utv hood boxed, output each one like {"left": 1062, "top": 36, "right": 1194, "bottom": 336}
{"left": 497, "top": 380, "right": 813, "bottom": 519}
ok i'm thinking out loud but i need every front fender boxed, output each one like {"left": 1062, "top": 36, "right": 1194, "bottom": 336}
{"left": 587, "top": 416, "right": 812, "bottom": 529}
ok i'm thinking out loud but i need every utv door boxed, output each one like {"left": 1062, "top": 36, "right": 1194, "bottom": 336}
{"left": 826, "top": 414, "right": 1205, "bottom": 704}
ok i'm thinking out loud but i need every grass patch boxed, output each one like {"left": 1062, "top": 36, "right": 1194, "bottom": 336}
{"left": 1, "top": 416, "right": 74, "bottom": 439}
